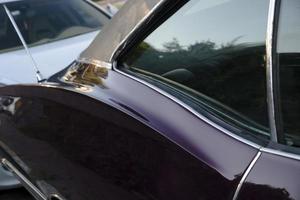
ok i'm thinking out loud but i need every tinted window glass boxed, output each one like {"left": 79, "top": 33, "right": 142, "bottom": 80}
{"left": 277, "top": 0, "right": 300, "bottom": 147}
{"left": 0, "top": 6, "right": 23, "bottom": 53}
{"left": 121, "top": 0, "right": 270, "bottom": 137}
{"left": 5, "top": 0, "right": 108, "bottom": 48}
{"left": 0, "top": 8, "right": 6, "bottom": 37}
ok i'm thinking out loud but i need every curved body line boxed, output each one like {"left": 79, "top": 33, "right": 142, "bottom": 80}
{"left": 232, "top": 150, "right": 262, "bottom": 200}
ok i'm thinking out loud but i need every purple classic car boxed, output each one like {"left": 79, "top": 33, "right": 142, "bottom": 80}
{"left": 0, "top": 0, "right": 299, "bottom": 199}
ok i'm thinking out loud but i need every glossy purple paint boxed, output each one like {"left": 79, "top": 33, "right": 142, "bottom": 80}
{"left": 101, "top": 71, "right": 259, "bottom": 180}
{"left": 238, "top": 151, "right": 300, "bottom": 200}
{"left": 0, "top": 69, "right": 259, "bottom": 197}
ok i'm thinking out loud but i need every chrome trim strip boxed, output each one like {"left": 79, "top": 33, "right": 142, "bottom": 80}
{"left": 113, "top": 62, "right": 261, "bottom": 149}
{"left": 1, "top": 159, "right": 47, "bottom": 200}
{"left": 49, "top": 194, "right": 64, "bottom": 200}
{"left": 261, "top": 147, "right": 300, "bottom": 161}
{"left": 266, "top": 0, "right": 278, "bottom": 142}
{"left": 109, "top": 0, "right": 168, "bottom": 62}
{"left": 77, "top": 58, "right": 112, "bottom": 69}
{"left": 3, "top": 4, "right": 44, "bottom": 82}
{"left": 232, "top": 151, "right": 262, "bottom": 200}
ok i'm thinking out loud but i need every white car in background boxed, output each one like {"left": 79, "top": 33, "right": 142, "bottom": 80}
{"left": 0, "top": 0, "right": 110, "bottom": 190}
{"left": 0, "top": 0, "right": 111, "bottom": 84}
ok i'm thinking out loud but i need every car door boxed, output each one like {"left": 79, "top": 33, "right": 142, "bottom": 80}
{"left": 236, "top": 0, "right": 300, "bottom": 199}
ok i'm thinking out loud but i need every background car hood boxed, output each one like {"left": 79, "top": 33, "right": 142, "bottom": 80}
{"left": 0, "top": 31, "right": 99, "bottom": 84}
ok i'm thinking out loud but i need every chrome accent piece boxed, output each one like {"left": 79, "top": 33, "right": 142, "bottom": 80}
{"left": 261, "top": 147, "right": 300, "bottom": 161}
{"left": 77, "top": 58, "right": 112, "bottom": 69}
{"left": 62, "top": 60, "right": 109, "bottom": 87}
{"left": 266, "top": 0, "right": 278, "bottom": 142}
{"left": 48, "top": 194, "right": 64, "bottom": 200}
{"left": 36, "top": 180, "right": 66, "bottom": 200}
{"left": 0, "top": 140, "right": 30, "bottom": 173}
{"left": 232, "top": 151, "right": 262, "bottom": 200}
{"left": 3, "top": 4, "right": 44, "bottom": 82}
{"left": 113, "top": 62, "right": 261, "bottom": 149}
{"left": 1, "top": 159, "right": 47, "bottom": 200}
{"left": 109, "top": 0, "right": 168, "bottom": 62}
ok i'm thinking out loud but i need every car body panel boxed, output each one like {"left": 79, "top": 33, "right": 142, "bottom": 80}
{"left": 0, "top": 0, "right": 299, "bottom": 199}
{"left": 78, "top": 0, "right": 300, "bottom": 199}
{"left": 237, "top": 151, "right": 300, "bottom": 200}
{"left": 0, "top": 68, "right": 259, "bottom": 199}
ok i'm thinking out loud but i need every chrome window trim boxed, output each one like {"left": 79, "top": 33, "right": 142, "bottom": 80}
{"left": 48, "top": 194, "right": 65, "bottom": 200}
{"left": 266, "top": 0, "right": 278, "bottom": 142}
{"left": 111, "top": 0, "right": 300, "bottom": 163}
{"left": 77, "top": 57, "right": 112, "bottom": 69}
{"left": 111, "top": 0, "right": 266, "bottom": 149}
{"left": 113, "top": 62, "right": 261, "bottom": 149}
{"left": 232, "top": 150, "right": 262, "bottom": 200}
{"left": 261, "top": 147, "right": 300, "bottom": 161}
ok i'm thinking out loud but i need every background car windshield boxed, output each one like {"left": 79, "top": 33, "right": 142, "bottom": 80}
{"left": 0, "top": 6, "right": 22, "bottom": 53}
{"left": 0, "top": 0, "right": 108, "bottom": 52}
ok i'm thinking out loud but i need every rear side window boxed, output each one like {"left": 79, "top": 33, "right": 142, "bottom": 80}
{"left": 277, "top": 0, "right": 300, "bottom": 147}
{"left": 120, "top": 0, "right": 270, "bottom": 139}
{"left": 5, "top": 0, "right": 109, "bottom": 47}
{"left": 0, "top": 6, "right": 23, "bottom": 53}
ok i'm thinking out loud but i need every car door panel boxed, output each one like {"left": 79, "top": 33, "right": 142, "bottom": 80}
{"left": 237, "top": 151, "right": 300, "bottom": 200}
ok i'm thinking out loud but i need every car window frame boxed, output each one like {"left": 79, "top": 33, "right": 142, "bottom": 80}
{"left": 105, "top": 0, "right": 300, "bottom": 158}
{"left": 113, "top": 0, "right": 273, "bottom": 147}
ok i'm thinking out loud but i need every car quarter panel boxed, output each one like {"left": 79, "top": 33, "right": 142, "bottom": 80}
{"left": 237, "top": 151, "right": 300, "bottom": 200}
{"left": 0, "top": 70, "right": 259, "bottom": 200}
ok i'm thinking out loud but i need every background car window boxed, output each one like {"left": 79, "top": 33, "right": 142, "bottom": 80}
{"left": 5, "top": 0, "right": 109, "bottom": 48}
{"left": 0, "top": 6, "right": 23, "bottom": 53}
{"left": 277, "top": 0, "right": 300, "bottom": 147}
{"left": 121, "top": 0, "right": 270, "bottom": 138}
